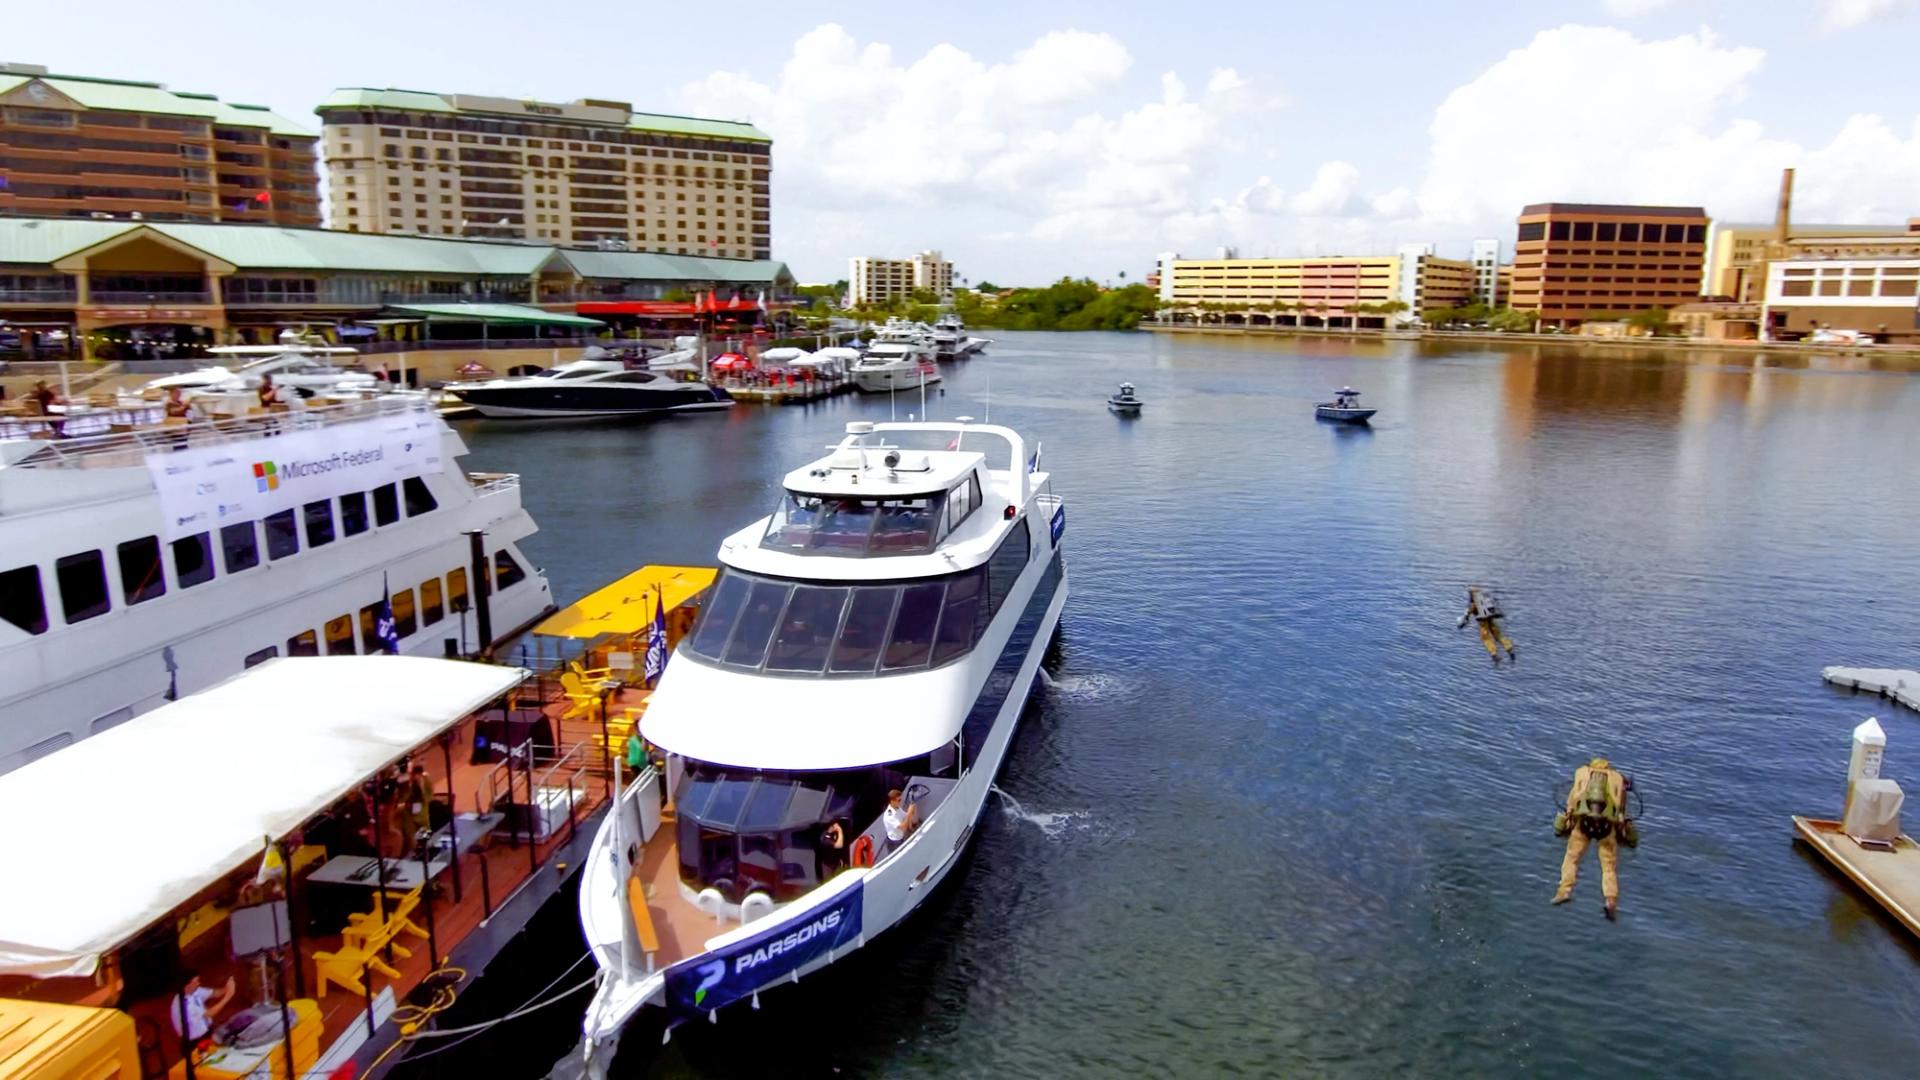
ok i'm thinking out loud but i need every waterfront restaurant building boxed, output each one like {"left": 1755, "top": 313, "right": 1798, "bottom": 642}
{"left": 1508, "top": 203, "right": 1709, "bottom": 326}
{"left": 316, "top": 89, "right": 770, "bottom": 260}
{"left": 0, "top": 216, "right": 794, "bottom": 360}
{"left": 848, "top": 251, "right": 955, "bottom": 305}
{"left": 1154, "top": 248, "right": 1476, "bottom": 327}
{"left": 0, "top": 63, "right": 319, "bottom": 227}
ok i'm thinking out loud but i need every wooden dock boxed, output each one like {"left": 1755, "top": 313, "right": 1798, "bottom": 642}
{"left": 720, "top": 378, "right": 853, "bottom": 405}
{"left": 1793, "top": 815, "right": 1920, "bottom": 937}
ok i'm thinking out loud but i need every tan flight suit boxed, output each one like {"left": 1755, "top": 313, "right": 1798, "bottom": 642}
{"left": 1460, "top": 588, "right": 1515, "bottom": 658}
{"left": 1555, "top": 760, "right": 1627, "bottom": 905}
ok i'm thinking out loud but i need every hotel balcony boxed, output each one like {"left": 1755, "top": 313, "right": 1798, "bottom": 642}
{"left": 89, "top": 290, "right": 214, "bottom": 304}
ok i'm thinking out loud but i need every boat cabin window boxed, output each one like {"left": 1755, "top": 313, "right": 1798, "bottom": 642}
{"left": 287, "top": 629, "right": 320, "bottom": 656}
{"left": 420, "top": 578, "right": 445, "bottom": 626}
{"left": 173, "top": 532, "right": 215, "bottom": 589}
{"left": 946, "top": 474, "right": 982, "bottom": 533}
{"left": 494, "top": 550, "right": 526, "bottom": 590}
{"left": 675, "top": 763, "right": 874, "bottom": 902}
{"left": 605, "top": 370, "right": 661, "bottom": 383}
{"left": 325, "top": 614, "right": 356, "bottom": 654}
{"left": 244, "top": 645, "right": 278, "bottom": 667}
{"left": 685, "top": 564, "right": 995, "bottom": 676}
{"left": 0, "top": 565, "right": 48, "bottom": 635}
{"left": 221, "top": 521, "right": 260, "bottom": 574}
{"left": 761, "top": 490, "right": 949, "bottom": 557}
{"left": 373, "top": 483, "right": 401, "bottom": 526}
{"left": 55, "top": 549, "right": 111, "bottom": 624}
{"left": 448, "top": 568, "right": 470, "bottom": 613}
{"left": 264, "top": 510, "right": 300, "bottom": 560}
{"left": 359, "top": 602, "right": 385, "bottom": 652}
{"left": 339, "top": 491, "right": 371, "bottom": 537}
{"left": 117, "top": 536, "right": 167, "bottom": 605}
{"left": 304, "top": 500, "right": 336, "bottom": 547}
{"left": 403, "top": 477, "right": 438, "bottom": 517}
{"left": 393, "top": 588, "right": 417, "bottom": 638}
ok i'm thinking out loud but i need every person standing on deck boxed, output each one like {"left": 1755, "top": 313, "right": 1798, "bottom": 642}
{"left": 1456, "top": 586, "right": 1516, "bottom": 660}
{"left": 1553, "top": 757, "right": 1635, "bottom": 920}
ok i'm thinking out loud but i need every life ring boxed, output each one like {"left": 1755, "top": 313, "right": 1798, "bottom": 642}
{"left": 850, "top": 835, "right": 874, "bottom": 867}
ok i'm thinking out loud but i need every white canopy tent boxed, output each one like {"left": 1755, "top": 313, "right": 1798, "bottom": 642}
{"left": 0, "top": 656, "right": 526, "bottom": 978}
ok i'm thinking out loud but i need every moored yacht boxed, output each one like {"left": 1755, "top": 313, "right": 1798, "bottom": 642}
{"left": 448, "top": 346, "right": 731, "bottom": 419}
{"left": 575, "top": 419, "right": 1068, "bottom": 1065}
{"left": 931, "top": 313, "right": 987, "bottom": 360}
{"left": 144, "top": 342, "right": 379, "bottom": 398}
{"left": 852, "top": 321, "right": 940, "bottom": 393}
{"left": 0, "top": 396, "right": 554, "bottom": 773}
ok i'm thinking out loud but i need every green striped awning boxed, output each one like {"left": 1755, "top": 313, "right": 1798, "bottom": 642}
{"left": 383, "top": 303, "right": 602, "bottom": 328}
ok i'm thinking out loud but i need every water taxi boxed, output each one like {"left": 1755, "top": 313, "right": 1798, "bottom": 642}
{"left": 573, "top": 419, "right": 1068, "bottom": 1068}
{"left": 0, "top": 395, "right": 553, "bottom": 775}
{"left": 1314, "top": 387, "right": 1376, "bottom": 424}
{"left": 1107, "top": 382, "right": 1144, "bottom": 415}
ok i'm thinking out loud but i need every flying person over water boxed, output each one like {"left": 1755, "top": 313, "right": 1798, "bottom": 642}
{"left": 1552, "top": 757, "right": 1638, "bottom": 921}
{"left": 1456, "top": 585, "right": 1516, "bottom": 661}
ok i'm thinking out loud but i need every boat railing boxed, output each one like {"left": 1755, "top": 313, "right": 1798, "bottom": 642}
{"left": 7, "top": 394, "right": 436, "bottom": 469}
{"left": 467, "top": 471, "right": 521, "bottom": 498}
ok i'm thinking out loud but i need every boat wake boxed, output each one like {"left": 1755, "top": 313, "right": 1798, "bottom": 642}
{"left": 1037, "top": 671, "right": 1129, "bottom": 702}
{"left": 990, "top": 785, "right": 1107, "bottom": 842}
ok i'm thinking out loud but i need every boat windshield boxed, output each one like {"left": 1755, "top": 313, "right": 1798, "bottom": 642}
{"left": 762, "top": 492, "right": 946, "bottom": 556}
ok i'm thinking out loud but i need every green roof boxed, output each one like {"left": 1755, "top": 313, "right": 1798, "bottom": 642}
{"left": 316, "top": 87, "right": 769, "bottom": 142}
{"left": 385, "top": 303, "right": 602, "bottom": 327}
{"left": 0, "top": 218, "right": 789, "bottom": 285}
{"left": 0, "top": 72, "right": 313, "bottom": 137}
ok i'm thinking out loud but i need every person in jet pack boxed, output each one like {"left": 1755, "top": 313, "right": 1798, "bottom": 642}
{"left": 1456, "top": 586, "right": 1516, "bottom": 660}
{"left": 1552, "top": 757, "right": 1637, "bottom": 920}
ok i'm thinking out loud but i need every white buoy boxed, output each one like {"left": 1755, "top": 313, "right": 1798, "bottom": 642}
{"left": 1847, "top": 717, "right": 1887, "bottom": 820}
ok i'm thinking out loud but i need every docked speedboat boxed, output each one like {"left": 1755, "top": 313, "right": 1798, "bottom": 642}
{"left": 852, "top": 321, "right": 939, "bottom": 393}
{"left": 1107, "top": 382, "right": 1143, "bottom": 415}
{"left": 448, "top": 347, "right": 732, "bottom": 419}
{"left": 576, "top": 419, "right": 1068, "bottom": 1065}
{"left": 1314, "top": 386, "right": 1376, "bottom": 424}
{"left": 0, "top": 396, "right": 555, "bottom": 774}
{"left": 144, "top": 343, "right": 378, "bottom": 398}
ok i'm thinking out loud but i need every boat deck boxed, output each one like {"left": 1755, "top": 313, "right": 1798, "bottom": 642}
{"left": 1793, "top": 816, "right": 1920, "bottom": 938}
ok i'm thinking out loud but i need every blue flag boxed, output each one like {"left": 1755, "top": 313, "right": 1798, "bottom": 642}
{"left": 644, "top": 587, "right": 669, "bottom": 684}
{"left": 376, "top": 574, "right": 400, "bottom": 655}
{"left": 1026, "top": 441, "right": 1042, "bottom": 474}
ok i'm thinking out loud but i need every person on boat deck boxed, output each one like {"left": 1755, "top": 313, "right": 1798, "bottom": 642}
{"left": 882, "top": 789, "right": 919, "bottom": 851}
{"left": 169, "top": 973, "right": 236, "bottom": 1047}
{"left": 164, "top": 386, "right": 194, "bottom": 420}
{"left": 1456, "top": 586, "right": 1515, "bottom": 660}
{"left": 256, "top": 374, "right": 280, "bottom": 408}
{"left": 405, "top": 763, "right": 436, "bottom": 844}
{"left": 1553, "top": 757, "right": 1635, "bottom": 920}
{"left": 819, "top": 820, "right": 849, "bottom": 878}
{"left": 29, "top": 380, "right": 65, "bottom": 437}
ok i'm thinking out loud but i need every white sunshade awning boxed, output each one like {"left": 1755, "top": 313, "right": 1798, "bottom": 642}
{"left": 0, "top": 656, "right": 526, "bottom": 978}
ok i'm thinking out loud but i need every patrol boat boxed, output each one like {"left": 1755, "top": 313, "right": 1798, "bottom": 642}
{"left": 1314, "top": 386, "right": 1376, "bottom": 424}
{"left": 575, "top": 419, "right": 1068, "bottom": 1065}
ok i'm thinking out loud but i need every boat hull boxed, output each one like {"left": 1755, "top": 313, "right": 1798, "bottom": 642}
{"left": 454, "top": 385, "right": 733, "bottom": 418}
{"left": 853, "top": 366, "right": 942, "bottom": 393}
{"left": 1107, "top": 399, "right": 1143, "bottom": 414}
{"left": 1314, "top": 406, "right": 1376, "bottom": 423}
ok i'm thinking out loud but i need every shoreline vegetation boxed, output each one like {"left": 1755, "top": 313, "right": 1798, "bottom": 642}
{"left": 794, "top": 278, "right": 1163, "bottom": 332}
{"left": 1141, "top": 320, "right": 1915, "bottom": 356}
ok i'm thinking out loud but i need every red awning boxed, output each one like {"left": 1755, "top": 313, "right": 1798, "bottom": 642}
{"left": 576, "top": 301, "right": 700, "bottom": 316}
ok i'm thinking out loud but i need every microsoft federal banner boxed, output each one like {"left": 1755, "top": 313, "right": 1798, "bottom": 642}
{"left": 663, "top": 879, "right": 863, "bottom": 1023}
{"left": 145, "top": 411, "right": 441, "bottom": 542}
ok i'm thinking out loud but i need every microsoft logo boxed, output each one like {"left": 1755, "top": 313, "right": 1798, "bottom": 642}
{"left": 252, "top": 461, "right": 278, "bottom": 492}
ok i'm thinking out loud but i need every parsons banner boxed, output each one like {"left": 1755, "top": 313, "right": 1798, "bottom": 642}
{"left": 145, "top": 412, "right": 440, "bottom": 541}
{"left": 663, "top": 880, "right": 863, "bottom": 1022}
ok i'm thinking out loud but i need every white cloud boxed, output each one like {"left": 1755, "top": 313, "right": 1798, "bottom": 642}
{"left": 1817, "top": 0, "right": 1916, "bottom": 31}
{"left": 1602, "top": 0, "right": 1681, "bottom": 15}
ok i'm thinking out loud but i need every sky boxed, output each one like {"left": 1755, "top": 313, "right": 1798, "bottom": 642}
{"left": 9, "top": 0, "right": 1920, "bottom": 284}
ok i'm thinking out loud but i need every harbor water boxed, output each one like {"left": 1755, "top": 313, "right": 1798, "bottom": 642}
{"left": 436, "top": 331, "right": 1920, "bottom": 1078}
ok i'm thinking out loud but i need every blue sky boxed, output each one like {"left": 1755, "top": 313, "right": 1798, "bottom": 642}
{"left": 9, "top": 1, "right": 1918, "bottom": 282}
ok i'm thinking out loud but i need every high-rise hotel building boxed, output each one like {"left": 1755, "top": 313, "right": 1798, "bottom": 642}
{"left": 316, "top": 89, "right": 771, "bottom": 259}
{"left": 0, "top": 63, "right": 318, "bottom": 226}
{"left": 1509, "top": 203, "right": 1708, "bottom": 325}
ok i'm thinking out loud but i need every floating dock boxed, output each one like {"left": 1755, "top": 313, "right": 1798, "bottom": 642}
{"left": 1823, "top": 666, "right": 1920, "bottom": 714}
{"left": 719, "top": 379, "right": 853, "bottom": 405}
{"left": 1793, "top": 816, "right": 1920, "bottom": 938}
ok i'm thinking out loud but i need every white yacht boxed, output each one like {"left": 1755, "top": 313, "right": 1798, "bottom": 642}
{"left": 852, "top": 321, "right": 940, "bottom": 393}
{"left": 143, "top": 343, "right": 380, "bottom": 398}
{"left": 0, "top": 397, "right": 554, "bottom": 774}
{"left": 448, "top": 347, "right": 732, "bottom": 419}
{"left": 576, "top": 419, "right": 1067, "bottom": 1064}
{"left": 930, "top": 313, "right": 987, "bottom": 360}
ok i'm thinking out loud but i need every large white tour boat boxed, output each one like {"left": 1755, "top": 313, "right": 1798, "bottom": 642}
{"left": 0, "top": 396, "right": 553, "bottom": 774}
{"left": 575, "top": 419, "right": 1067, "bottom": 1067}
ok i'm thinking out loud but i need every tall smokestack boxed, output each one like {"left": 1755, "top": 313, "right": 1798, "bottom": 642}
{"left": 1775, "top": 167, "right": 1795, "bottom": 244}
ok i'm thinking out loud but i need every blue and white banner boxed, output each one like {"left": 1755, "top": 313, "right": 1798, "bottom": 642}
{"left": 1050, "top": 503, "right": 1066, "bottom": 545}
{"left": 145, "top": 411, "right": 439, "bottom": 541}
{"left": 663, "top": 880, "right": 863, "bottom": 1022}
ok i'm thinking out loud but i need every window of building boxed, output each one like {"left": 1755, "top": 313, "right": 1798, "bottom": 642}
{"left": 1780, "top": 280, "right": 1813, "bottom": 297}
{"left": 303, "top": 499, "right": 336, "bottom": 547}
{"left": 1848, "top": 279, "right": 1876, "bottom": 296}
{"left": 56, "top": 550, "right": 111, "bottom": 623}
{"left": 403, "top": 477, "right": 438, "bottom": 516}
{"left": 1573, "top": 222, "right": 1594, "bottom": 241}
{"left": 373, "top": 483, "right": 400, "bottom": 526}
{"left": 1596, "top": 222, "right": 1618, "bottom": 242}
{"left": 264, "top": 509, "right": 300, "bottom": 560}
{"left": 244, "top": 645, "right": 279, "bottom": 668}
{"left": 1686, "top": 224, "right": 1706, "bottom": 244}
{"left": 173, "top": 532, "right": 215, "bottom": 589}
{"left": 1549, "top": 221, "right": 1571, "bottom": 241}
{"left": 339, "top": 491, "right": 370, "bottom": 537}
{"left": 221, "top": 521, "right": 260, "bottom": 574}
{"left": 494, "top": 550, "right": 526, "bottom": 590}
{"left": 0, "top": 565, "right": 48, "bottom": 635}
{"left": 1618, "top": 223, "right": 1640, "bottom": 243}
{"left": 117, "top": 536, "right": 167, "bottom": 605}
{"left": 420, "top": 578, "right": 444, "bottom": 626}
{"left": 324, "top": 614, "right": 356, "bottom": 654}
{"left": 287, "top": 629, "right": 320, "bottom": 656}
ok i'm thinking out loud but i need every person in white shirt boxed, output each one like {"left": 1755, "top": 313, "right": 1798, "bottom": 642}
{"left": 169, "top": 973, "right": 236, "bottom": 1044}
{"left": 881, "top": 788, "right": 918, "bottom": 851}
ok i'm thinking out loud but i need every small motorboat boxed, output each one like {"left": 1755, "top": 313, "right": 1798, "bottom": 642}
{"left": 1315, "top": 387, "right": 1376, "bottom": 424}
{"left": 1107, "top": 381, "right": 1144, "bottom": 414}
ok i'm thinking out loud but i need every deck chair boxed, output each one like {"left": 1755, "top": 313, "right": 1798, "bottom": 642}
{"left": 557, "top": 672, "right": 604, "bottom": 723}
{"left": 344, "top": 885, "right": 429, "bottom": 952}
{"left": 314, "top": 943, "right": 401, "bottom": 997}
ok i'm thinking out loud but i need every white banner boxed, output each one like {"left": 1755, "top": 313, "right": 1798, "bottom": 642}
{"left": 146, "top": 411, "right": 442, "bottom": 542}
